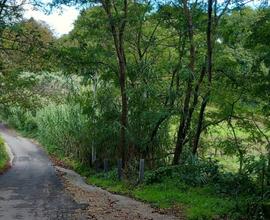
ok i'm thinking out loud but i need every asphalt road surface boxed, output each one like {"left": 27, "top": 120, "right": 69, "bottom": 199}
{"left": 0, "top": 125, "right": 86, "bottom": 220}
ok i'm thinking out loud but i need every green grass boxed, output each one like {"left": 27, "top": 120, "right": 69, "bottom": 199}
{"left": 89, "top": 176, "right": 129, "bottom": 194}
{"left": 87, "top": 173, "right": 244, "bottom": 220}
{"left": 0, "top": 135, "right": 9, "bottom": 172}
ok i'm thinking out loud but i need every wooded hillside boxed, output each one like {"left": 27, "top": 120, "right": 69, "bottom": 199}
{"left": 0, "top": 0, "right": 270, "bottom": 219}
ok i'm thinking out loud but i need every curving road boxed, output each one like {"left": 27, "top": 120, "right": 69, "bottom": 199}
{"left": 0, "top": 125, "right": 86, "bottom": 220}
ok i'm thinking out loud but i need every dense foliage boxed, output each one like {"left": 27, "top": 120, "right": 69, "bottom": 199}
{"left": 0, "top": 135, "right": 9, "bottom": 171}
{"left": 1, "top": 0, "right": 270, "bottom": 219}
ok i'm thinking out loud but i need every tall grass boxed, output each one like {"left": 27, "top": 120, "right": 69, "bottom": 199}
{"left": 36, "top": 103, "right": 90, "bottom": 162}
{"left": 1, "top": 107, "right": 37, "bottom": 133}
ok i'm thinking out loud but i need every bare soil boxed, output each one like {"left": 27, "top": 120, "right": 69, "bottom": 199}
{"left": 56, "top": 166, "right": 183, "bottom": 220}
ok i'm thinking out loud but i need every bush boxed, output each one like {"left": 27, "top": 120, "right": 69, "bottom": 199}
{"left": 215, "top": 172, "right": 257, "bottom": 196}
{"left": 145, "top": 157, "right": 220, "bottom": 186}
{"left": 0, "top": 135, "right": 9, "bottom": 170}
{"left": 5, "top": 107, "right": 26, "bottom": 130}
{"left": 2, "top": 107, "right": 37, "bottom": 133}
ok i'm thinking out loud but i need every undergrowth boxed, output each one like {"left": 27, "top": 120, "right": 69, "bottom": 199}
{"left": 0, "top": 135, "right": 9, "bottom": 172}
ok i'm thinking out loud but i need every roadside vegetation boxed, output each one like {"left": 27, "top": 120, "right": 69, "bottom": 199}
{"left": 0, "top": 136, "right": 9, "bottom": 173}
{"left": 0, "top": 0, "right": 270, "bottom": 219}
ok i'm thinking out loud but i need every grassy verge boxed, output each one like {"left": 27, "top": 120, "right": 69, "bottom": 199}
{"left": 55, "top": 158, "right": 248, "bottom": 220}
{"left": 0, "top": 135, "right": 9, "bottom": 173}
{"left": 86, "top": 171, "right": 247, "bottom": 220}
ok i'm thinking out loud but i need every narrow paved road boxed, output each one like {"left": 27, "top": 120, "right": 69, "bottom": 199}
{"left": 0, "top": 125, "right": 86, "bottom": 220}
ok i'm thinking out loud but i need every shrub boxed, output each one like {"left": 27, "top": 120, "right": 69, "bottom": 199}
{"left": 145, "top": 157, "right": 220, "bottom": 186}
{"left": 214, "top": 172, "right": 256, "bottom": 196}
{"left": 0, "top": 135, "right": 9, "bottom": 170}
{"left": 1, "top": 107, "right": 37, "bottom": 133}
{"left": 5, "top": 107, "right": 26, "bottom": 130}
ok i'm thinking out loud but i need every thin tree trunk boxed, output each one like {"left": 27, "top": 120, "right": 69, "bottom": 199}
{"left": 172, "top": 0, "right": 195, "bottom": 165}
{"left": 192, "top": 95, "right": 208, "bottom": 154}
{"left": 119, "top": 55, "right": 128, "bottom": 167}
{"left": 192, "top": 0, "right": 213, "bottom": 155}
{"left": 101, "top": 0, "right": 128, "bottom": 167}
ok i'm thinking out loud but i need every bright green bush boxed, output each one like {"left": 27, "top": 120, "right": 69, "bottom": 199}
{"left": 0, "top": 135, "right": 9, "bottom": 171}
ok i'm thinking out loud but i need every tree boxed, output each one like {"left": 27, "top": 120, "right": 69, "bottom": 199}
{"left": 1, "top": 18, "right": 55, "bottom": 74}
{"left": 0, "top": 18, "right": 55, "bottom": 112}
{"left": 52, "top": 0, "right": 131, "bottom": 166}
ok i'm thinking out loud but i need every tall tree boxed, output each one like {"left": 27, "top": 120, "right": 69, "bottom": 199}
{"left": 171, "top": 0, "right": 234, "bottom": 164}
{"left": 100, "top": 0, "right": 129, "bottom": 166}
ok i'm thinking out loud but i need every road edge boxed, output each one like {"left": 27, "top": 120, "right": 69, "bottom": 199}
{"left": 55, "top": 166, "right": 180, "bottom": 220}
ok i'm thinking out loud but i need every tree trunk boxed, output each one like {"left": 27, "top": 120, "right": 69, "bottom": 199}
{"left": 192, "top": 0, "right": 213, "bottom": 155}
{"left": 172, "top": 0, "right": 195, "bottom": 165}
{"left": 192, "top": 95, "right": 208, "bottom": 154}
{"left": 119, "top": 54, "right": 128, "bottom": 167}
{"left": 102, "top": 0, "right": 128, "bottom": 167}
